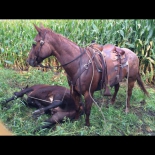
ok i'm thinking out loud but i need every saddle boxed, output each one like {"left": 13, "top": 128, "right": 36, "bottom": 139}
{"left": 90, "top": 44, "right": 128, "bottom": 96}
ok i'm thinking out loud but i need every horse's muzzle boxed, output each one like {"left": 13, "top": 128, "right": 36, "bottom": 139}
{"left": 27, "top": 59, "right": 37, "bottom": 67}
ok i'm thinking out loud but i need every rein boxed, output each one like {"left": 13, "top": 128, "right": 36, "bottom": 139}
{"left": 38, "top": 50, "right": 87, "bottom": 70}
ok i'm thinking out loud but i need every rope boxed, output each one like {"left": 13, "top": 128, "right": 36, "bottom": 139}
{"left": 28, "top": 87, "right": 68, "bottom": 104}
{"left": 125, "top": 61, "right": 129, "bottom": 114}
{"left": 39, "top": 50, "right": 87, "bottom": 69}
{"left": 85, "top": 50, "right": 107, "bottom": 127}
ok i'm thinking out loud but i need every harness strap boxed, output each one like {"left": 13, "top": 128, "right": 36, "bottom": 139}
{"left": 79, "top": 47, "right": 83, "bottom": 103}
{"left": 69, "top": 50, "right": 96, "bottom": 86}
{"left": 39, "top": 49, "right": 87, "bottom": 69}
{"left": 98, "top": 52, "right": 106, "bottom": 89}
{"left": 88, "top": 46, "right": 111, "bottom": 96}
{"left": 38, "top": 31, "right": 87, "bottom": 70}
{"left": 87, "top": 47, "right": 106, "bottom": 89}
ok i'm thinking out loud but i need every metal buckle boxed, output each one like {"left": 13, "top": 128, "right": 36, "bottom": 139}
{"left": 84, "top": 60, "right": 92, "bottom": 69}
{"left": 84, "top": 64, "right": 89, "bottom": 69}
{"left": 120, "top": 61, "right": 128, "bottom": 68}
{"left": 40, "top": 40, "right": 44, "bottom": 45}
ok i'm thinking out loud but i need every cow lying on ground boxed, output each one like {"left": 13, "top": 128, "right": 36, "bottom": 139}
{"left": 2, "top": 84, "right": 84, "bottom": 133}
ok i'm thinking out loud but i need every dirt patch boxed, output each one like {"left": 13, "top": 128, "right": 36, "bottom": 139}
{"left": 0, "top": 121, "right": 13, "bottom": 135}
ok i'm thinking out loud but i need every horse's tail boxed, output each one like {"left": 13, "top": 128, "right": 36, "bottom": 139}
{"left": 136, "top": 72, "right": 149, "bottom": 96}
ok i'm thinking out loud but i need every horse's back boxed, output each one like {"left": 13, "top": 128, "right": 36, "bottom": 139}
{"left": 121, "top": 47, "right": 139, "bottom": 77}
{"left": 121, "top": 48, "right": 139, "bottom": 63}
{"left": 121, "top": 47, "right": 137, "bottom": 56}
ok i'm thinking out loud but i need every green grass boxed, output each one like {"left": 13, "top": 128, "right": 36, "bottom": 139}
{"left": 0, "top": 68, "right": 155, "bottom": 135}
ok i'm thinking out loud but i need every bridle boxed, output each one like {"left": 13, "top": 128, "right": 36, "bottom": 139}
{"left": 35, "top": 31, "right": 87, "bottom": 70}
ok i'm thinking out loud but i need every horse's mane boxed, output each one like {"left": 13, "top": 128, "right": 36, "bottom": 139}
{"left": 44, "top": 27, "right": 79, "bottom": 49}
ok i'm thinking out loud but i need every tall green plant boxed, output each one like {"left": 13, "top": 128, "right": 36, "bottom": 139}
{"left": 0, "top": 19, "right": 154, "bottom": 83}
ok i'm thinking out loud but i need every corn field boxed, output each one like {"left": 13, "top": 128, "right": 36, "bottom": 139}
{"left": 0, "top": 19, "right": 154, "bottom": 83}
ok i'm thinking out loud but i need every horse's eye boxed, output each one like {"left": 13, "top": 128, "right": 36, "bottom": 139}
{"left": 32, "top": 43, "right": 36, "bottom": 47}
{"left": 32, "top": 40, "right": 37, "bottom": 45}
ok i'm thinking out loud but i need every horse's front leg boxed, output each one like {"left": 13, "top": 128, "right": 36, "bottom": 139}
{"left": 71, "top": 89, "right": 81, "bottom": 120}
{"left": 84, "top": 91, "right": 93, "bottom": 126}
{"left": 111, "top": 83, "right": 120, "bottom": 104}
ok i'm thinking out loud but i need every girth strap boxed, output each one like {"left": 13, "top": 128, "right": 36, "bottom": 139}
{"left": 87, "top": 47, "right": 111, "bottom": 96}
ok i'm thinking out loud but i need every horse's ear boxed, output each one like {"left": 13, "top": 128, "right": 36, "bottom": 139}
{"left": 39, "top": 23, "right": 44, "bottom": 28}
{"left": 33, "top": 24, "right": 42, "bottom": 34}
{"left": 21, "top": 85, "right": 28, "bottom": 90}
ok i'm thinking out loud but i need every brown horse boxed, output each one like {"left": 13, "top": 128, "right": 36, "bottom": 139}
{"left": 27, "top": 24, "right": 149, "bottom": 126}
{"left": 2, "top": 84, "right": 84, "bottom": 132}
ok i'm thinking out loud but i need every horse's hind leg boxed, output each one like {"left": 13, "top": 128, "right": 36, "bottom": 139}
{"left": 125, "top": 78, "right": 136, "bottom": 113}
{"left": 111, "top": 83, "right": 120, "bottom": 104}
{"left": 33, "top": 116, "right": 57, "bottom": 133}
{"left": 33, "top": 111, "right": 73, "bottom": 133}
{"left": 33, "top": 121, "right": 54, "bottom": 133}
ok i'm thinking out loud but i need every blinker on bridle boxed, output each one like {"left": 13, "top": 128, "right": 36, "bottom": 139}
{"left": 39, "top": 31, "right": 47, "bottom": 46}
{"left": 37, "top": 32, "right": 47, "bottom": 53}
{"left": 32, "top": 32, "right": 46, "bottom": 64}
{"left": 40, "top": 39, "right": 45, "bottom": 46}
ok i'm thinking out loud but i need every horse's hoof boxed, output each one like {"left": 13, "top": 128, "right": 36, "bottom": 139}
{"left": 85, "top": 120, "right": 90, "bottom": 126}
{"left": 32, "top": 108, "right": 44, "bottom": 116}
{"left": 75, "top": 116, "right": 79, "bottom": 120}
{"left": 140, "top": 100, "right": 146, "bottom": 105}
{"left": 75, "top": 113, "right": 80, "bottom": 120}
{"left": 33, "top": 128, "right": 39, "bottom": 134}
{"left": 110, "top": 100, "right": 115, "bottom": 105}
{"left": 106, "top": 104, "right": 109, "bottom": 108}
{"left": 85, "top": 123, "right": 90, "bottom": 127}
{"left": 32, "top": 114, "right": 40, "bottom": 119}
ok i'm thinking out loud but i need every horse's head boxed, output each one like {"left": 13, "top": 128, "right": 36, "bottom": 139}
{"left": 27, "top": 24, "right": 53, "bottom": 67}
